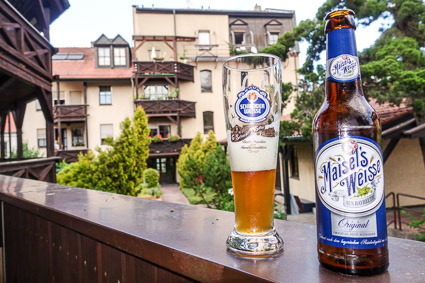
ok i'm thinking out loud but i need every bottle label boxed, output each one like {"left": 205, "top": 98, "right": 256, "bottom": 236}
{"left": 326, "top": 28, "right": 360, "bottom": 82}
{"left": 326, "top": 54, "right": 359, "bottom": 82}
{"left": 315, "top": 137, "right": 388, "bottom": 249}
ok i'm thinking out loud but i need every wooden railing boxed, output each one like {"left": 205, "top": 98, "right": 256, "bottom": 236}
{"left": 0, "top": 157, "right": 59, "bottom": 183}
{"left": 56, "top": 149, "right": 88, "bottom": 163}
{"left": 54, "top": 105, "right": 87, "bottom": 122}
{"left": 134, "top": 61, "right": 194, "bottom": 81}
{"left": 0, "top": 175, "right": 424, "bottom": 282}
{"left": 134, "top": 99, "right": 196, "bottom": 118}
{"left": 149, "top": 139, "right": 191, "bottom": 157}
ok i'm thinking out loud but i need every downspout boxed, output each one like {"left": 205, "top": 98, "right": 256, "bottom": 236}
{"left": 173, "top": 9, "right": 177, "bottom": 60}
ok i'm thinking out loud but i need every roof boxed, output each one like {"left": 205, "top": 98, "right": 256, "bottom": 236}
{"left": 4, "top": 114, "right": 17, "bottom": 133}
{"left": 369, "top": 100, "right": 413, "bottom": 126}
{"left": 53, "top": 47, "right": 133, "bottom": 80}
{"left": 280, "top": 100, "right": 413, "bottom": 126}
{"left": 281, "top": 99, "right": 425, "bottom": 142}
{"left": 134, "top": 7, "right": 294, "bottom": 18}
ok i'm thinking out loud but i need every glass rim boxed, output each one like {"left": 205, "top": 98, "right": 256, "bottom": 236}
{"left": 222, "top": 53, "right": 281, "bottom": 72}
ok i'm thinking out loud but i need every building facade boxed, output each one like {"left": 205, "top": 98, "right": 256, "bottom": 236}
{"left": 23, "top": 6, "right": 299, "bottom": 184}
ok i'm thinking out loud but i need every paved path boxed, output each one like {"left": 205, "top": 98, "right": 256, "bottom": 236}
{"left": 160, "top": 184, "right": 190, "bottom": 205}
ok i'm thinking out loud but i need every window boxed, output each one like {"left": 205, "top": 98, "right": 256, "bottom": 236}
{"left": 289, "top": 146, "right": 299, "bottom": 179}
{"left": 37, "top": 129, "right": 46, "bottom": 148}
{"left": 99, "top": 86, "right": 112, "bottom": 105}
{"left": 269, "top": 32, "right": 279, "bottom": 45}
{"left": 203, "top": 111, "right": 214, "bottom": 134}
{"left": 159, "top": 125, "right": 170, "bottom": 138}
{"left": 143, "top": 85, "right": 168, "bottom": 100}
{"left": 241, "top": 72, "right": 248, "bottom": 88}
{"left": 198, "top": 31, "right": 210, "bottom": 45}
{"left": 200, "top": 70, "right": 212, "bottom": 92}
{"left": 114, "top": 47, "right": 126, "bottom": 66}
{"left": 234, "top": 32, "right": 245, "bottom": 45}
{"left": 100, "top": 124, "right": 113, "bottom": 145}
{"left": 53, "top": 91, "right": 65, "bottom": 105}
{"left": 71, "top": 128, "right": 84, "bottom": 147}
{"left": 150, "top": 128, "right": 158, "bottom": 136}
{"left": 98, "top": 47, "right": 110, "bottom": 66}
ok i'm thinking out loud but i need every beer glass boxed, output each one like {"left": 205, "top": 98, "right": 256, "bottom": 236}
{"left": 222, "top": 54, "right": 283, "bottom": 256}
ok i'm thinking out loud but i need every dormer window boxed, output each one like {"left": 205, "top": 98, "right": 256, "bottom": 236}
{"left": 93, "top": 34, "right": 130, "bottom": 68}
{"left": 114, "top": 47, "right": 126, "bottom": 66}
{"left": 98, "top": 47, "right": 110, "bottom": 66}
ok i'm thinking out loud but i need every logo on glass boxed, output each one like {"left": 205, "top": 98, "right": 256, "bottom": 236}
{"left": 235, "top": 85, "right": 270, "bottom": 123}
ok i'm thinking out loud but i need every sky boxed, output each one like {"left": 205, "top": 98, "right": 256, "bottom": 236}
{"left": 50, "top": 0, "right": 385, "bottom": 66}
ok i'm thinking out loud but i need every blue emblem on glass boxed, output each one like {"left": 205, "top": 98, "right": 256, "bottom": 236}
{"left": 235, "top": 85, "right": 270, "bottom": 123}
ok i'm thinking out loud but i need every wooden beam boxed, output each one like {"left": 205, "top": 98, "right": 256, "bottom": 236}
{"left": 12, "top": 103, "right": 27, "bottom": 159}
{"left": 0, "top": 50, "right": 51, "bottom": 91}
{"left": 134, "top": 39, "right": 147, "bottom": 52}
{"left": 162, "top": 39, "right": 174, "bottom": 52}
{"left": 383, "top": 138, "right": 400, "bottom": 164}
{"left": 0, "top": 113, "right": 6, "bottom": 159}
{"left": 35, "top": 88, "right": 53, "bottom": 122}
{"left": 164, "top": 77, "right": 176, "bottom": 87}
{"left": 35, "top": 0, "right": 49, "bottom": 35}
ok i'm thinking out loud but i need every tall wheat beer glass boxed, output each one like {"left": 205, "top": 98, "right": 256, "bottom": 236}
{"left": 223, "top": 54, "right": 283, "bottom": 256}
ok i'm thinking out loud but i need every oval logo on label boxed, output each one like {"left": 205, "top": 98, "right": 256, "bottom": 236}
{"left": 315, "top": 138, "right": 384, "bottom": 217}
{"left": 235, "top": 85, "right": 270, "bottom": 123}
{"left": 329, "top": 54, "right": 359, "bottom": 81}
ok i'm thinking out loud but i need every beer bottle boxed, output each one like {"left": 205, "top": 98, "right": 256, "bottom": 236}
{"left": 313, "top": 9, "right": 389, "bottom": 275}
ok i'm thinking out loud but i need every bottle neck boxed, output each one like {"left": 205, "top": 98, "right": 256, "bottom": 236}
{"left": 325, "top": 28, "right": 363, "bottom": 103}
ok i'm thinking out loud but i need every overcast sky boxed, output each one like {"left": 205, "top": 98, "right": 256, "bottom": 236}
{"left": 50, "top": 0, "right": 384, "bottom": 66}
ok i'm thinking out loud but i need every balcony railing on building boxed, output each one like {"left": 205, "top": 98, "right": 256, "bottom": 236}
{"left": 134, "top": 99, "right": 195, "bottom": 119}
{"left": 53, "top": 104, "right": 87, "bottom": 122}
{"left": 134, "top": 61, "right": 194, "bottom": 82}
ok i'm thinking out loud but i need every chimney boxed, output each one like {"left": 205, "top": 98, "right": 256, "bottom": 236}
{"left": 254, "top": 4, "right": 261, "bottom": 11}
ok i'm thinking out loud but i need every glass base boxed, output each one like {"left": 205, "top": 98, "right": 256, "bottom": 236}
{"left": 226, "top": 227, "right": 284, "bottom": 257}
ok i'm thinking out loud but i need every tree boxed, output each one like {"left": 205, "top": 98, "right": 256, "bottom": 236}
{"left": 265, "top": 0, "right": 425, "bottom": 142}
{"left": 57, "top": 107, "right": 151, "bottom": 196}
{"left": 11, "top": 143, "right": 40, "bottom": 158}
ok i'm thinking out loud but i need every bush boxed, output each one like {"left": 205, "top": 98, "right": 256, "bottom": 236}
{"left": 57, "top": 107, "right": 151, "bottom": 196}
{"left": 11, "top": 143, "right": 40, "bottom": 158}
{"left": 177, "top": 131, "right": 233, "bottom": 209}
{"left": 144, "top": 168, "right": 159, "bottom": 187}
{"left": 139, "top": 184, "right": 162, "bottom": 198}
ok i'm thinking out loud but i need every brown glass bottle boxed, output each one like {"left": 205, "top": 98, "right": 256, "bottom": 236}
{"left": 313, "top": 10, "right": 389, "bottom": 275}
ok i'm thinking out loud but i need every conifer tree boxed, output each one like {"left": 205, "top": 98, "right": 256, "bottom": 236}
{"left": 57, "top": 107, "right": 151, "bottom": 196}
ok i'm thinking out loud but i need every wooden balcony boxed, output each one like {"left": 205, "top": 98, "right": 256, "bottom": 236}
{"left": 134, "top": 61, "right": 194, "bottom": 82}
{"left": 1, "top": 175, "right": 425, "bottom": 282}
{"left": 134, "top": 99, "right": 196, "bottom": 119}
{"left": 149, "top": 139, "right": 191, "bottom": 157}
{"left": 56, "top": 149, "right": 88, "bottom": 163}
{"left": 0, "top": 157, "right": 59, "bottom": 183}
{"left": 54, "top": 104, "right": 87, "bottom": 123}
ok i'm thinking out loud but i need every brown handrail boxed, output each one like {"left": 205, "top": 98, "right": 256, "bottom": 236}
{"left": 396, "top": 192, "right": 425, "bottom": 231}
{"left": 386, "top": 192, "right": 397, "bottom": 229}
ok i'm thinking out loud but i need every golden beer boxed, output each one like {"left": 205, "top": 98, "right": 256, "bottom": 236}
{"left": 232, "top": 169, "right": 276, "bottom": 234}
{"left": 223, "top": 54, "right": 283, "bottom": 255}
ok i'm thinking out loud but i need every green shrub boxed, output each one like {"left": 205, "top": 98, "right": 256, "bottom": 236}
{"left": 57, "top": 107, "right": 151, "bottom": 196}
{"left": 401, "top": 208, "right": 425, "bottom": 242}
{"left": 177, "top": 131, "right": 233, "bottom": 209}
{"left": 144, "top": 168, "right": 159, "bottom": 187}
{"left": 139, "top": 184, "right": 162, "bottom": 198}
